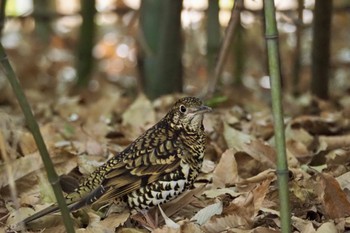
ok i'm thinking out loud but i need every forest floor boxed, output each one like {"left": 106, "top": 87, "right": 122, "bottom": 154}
{"left": 1, "top": 75, "right": 350, "bottom": 233}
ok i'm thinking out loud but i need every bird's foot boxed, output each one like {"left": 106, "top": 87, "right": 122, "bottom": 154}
{"left": 131, "top": 209, "right": 158, "bottom": 230}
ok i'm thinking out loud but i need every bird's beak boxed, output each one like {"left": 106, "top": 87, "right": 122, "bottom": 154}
{"left": 195, "top": 105, "right": 212, "bottom": 114}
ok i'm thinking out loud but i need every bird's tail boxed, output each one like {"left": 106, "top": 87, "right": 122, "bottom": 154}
{"left": 20, "top": 204, "right": 61, "bottom": 225}
{"left": 19, "top": 184, "right": 107, "bottom": 225}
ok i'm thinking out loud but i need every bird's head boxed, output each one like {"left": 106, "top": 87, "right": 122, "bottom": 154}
{"left": 166, "top": 97, "right": 211, "bottom": 132}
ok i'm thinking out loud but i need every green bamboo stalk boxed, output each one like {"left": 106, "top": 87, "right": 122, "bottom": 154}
{"left": 0, "top": 44, "right": 75, "bottom": 233}
{"left": 207, "top": 0, "right": 221, "bottom": 76}
{"left": 263, "top": 1, "right": 291, "bottom": 232}
{"left": 76, "top": 0, "right": 96, "bottom": 87}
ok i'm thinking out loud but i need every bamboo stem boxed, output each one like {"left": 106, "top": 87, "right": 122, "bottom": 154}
{"left": 0, "top": 44, "right": 75, "bottom": 233}
{"left": 263, "top": 1, "right": 291, "bottom": 232}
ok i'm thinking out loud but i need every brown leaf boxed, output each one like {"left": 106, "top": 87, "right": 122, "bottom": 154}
{"left": 286, "top": 139, "right": 311, "bottom": 164}
{"left": 203, "top": 188, "right": 239, "bottom": 199}
{"left": 212, "top": 149, "right": 240, "bottom": 188}
{"left": 202, "top": 211, "right": 251, "bottom": 233}
{"left": 0, "top": 152, "right": 42, "bottom": 187}
{"left": 290, "top": 112, "right": 347, "bottom": 135}
{"left": 76, "top": 211, "right": 130, "bottom": 233}
{"left": 223, "top": 123, "right": 276, "bottom": 169}
{"left": 292, "top": 216, "right": 316, "bottom": 233}
{"left": 316, "top": 222, "right": 338, "bottom": 233}
{"left": 253, "top": 227, "right": 281, "bottom": 233}
{"left": 122, "top": 94, "right": 156, "bottom": 140}
{"left": 251, "top": 179, "right": 272, "bottom": 215}
{"left": 320, "top": 173, "right": 350, "bottom": 218}
{"left": 203, "top": 180, "right": 271, "bottom": 232}
{"left": 319, "top": 134, "right": 350, "bottom": 151}
{"left": 238, "top": 169, "right": 276, "bottom": 185}
{"left": 117, "top": 228, "right": 147, "bottom": 233}
{"left": 246, "top": 139, "right": 277, "bottom": 168}
{"left": 152, "top": 226, "right": 180, "bottom": 233}
{"left": 180, "top": 222, "right": 203, "bottom": 233}
{"left": 323, "top": 148, "right": 350, "bottom": 166}
{"left": 336, "top": 171, "right": 350, "bottom": 191}
{"left": 18, "top": 130, "right": 37, "bottom": 155}
{"left": 152, "top": 221, "right": 202, "bottom": 233}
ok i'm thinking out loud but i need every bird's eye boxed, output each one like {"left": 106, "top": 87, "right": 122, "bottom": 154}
{"left": 179, "top": 105, "right": 187, "bottom": 113}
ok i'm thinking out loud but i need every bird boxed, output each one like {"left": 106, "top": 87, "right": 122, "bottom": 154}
{"left": 20, "top": 96, "right": 211, "bottom": 225}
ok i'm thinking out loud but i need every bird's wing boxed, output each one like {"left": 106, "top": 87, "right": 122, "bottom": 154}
{"left": 96, "top": 124, "right": 183, "bottom": 204}
{"left": 68, "top": 123, "right": 183, "bottom": 208}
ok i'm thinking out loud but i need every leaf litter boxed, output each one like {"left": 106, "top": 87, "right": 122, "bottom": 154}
{"left": 1, "top": 77, "right": 350, "bottom": 232}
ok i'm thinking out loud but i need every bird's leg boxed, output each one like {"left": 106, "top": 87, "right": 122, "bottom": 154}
{"left": 131, "top": 209, "right": 158, "bottom": 230}
{"left": 98, "top": 199, "right": 126, "bottom": 219}
{"left": 141, "top": 209, "right": 157, "bottom": 229}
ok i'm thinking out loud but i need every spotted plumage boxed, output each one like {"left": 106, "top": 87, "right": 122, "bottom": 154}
{"left": 21, "top": 97, "right": 211, "bottom": 225}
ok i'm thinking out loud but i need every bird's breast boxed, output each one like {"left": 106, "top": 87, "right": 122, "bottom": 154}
{"left": 126, "top": 163, "right": 195, "bottom": 210}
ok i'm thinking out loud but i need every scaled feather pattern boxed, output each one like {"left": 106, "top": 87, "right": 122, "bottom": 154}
{"left": 20, "top": 97, "right": 211, "bottom": 225}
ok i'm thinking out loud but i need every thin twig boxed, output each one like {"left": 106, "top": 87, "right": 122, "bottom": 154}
{"left": 202, "top": 0, "right": 243, "bottom": 98}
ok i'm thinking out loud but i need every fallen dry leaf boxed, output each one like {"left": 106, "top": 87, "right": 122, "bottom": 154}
{"left": 212, "top": 149, "right": 240, "bottom": 188}
{"left": 18, "top": 130, "right": 37, "bottom": 155}
{"left": 203, "top": 187, "right": 240, "bottom": 199}
{"left": 323, "top": 148, "right": 350, "bottom": 165}
{"left": 336, "top": 171, "right": 350, "bottom": 191}
{"left": 0, "top": 152, "right": 42, "bottom": 187}
{"left": 223, "top": 123, "right": 277, "bottom": 169}
{"left": 290, "top": 112, "right": 348, "bottom": 135}
{"left": 158, "top": 204, "right": 180, "bottom": 229}
{"left": 191, "top": 201, "right": 223, "bottom": 225}
{"left": 152, "top": 220, "right": 202, "bottom": 233}
{"left": 238, "top": 168, "right": 276, "bottom": 184}
{"left": 319, "top": 173, "right": 350, "bottom": 219}
{"left": 319, "top": 134, "right": 350, "bottom": 151}
{"left": 202, "top": 180, "right": 271, "bottom": 232}
{"left": 117, "top": 228, "right": 148, "bottom": 233}
{"left": 202, "top": 211, "right": 251, "bottom": 233}
{"left": 292, "top": 215, "right": 316, "bottom": 233}
{"left": 251, "top": 179, "right": 272, "bottom": 215}
{"left": 253, "top": 227, "right": 281, "bottom": 233}
{"left": 76, "top": 211, "right": 130, "bottom": 233}
{"left": 122, "top": 94, "right": 156, "bottom": 140}
{"left": 316, "top": 221, "right": 337, "bottom": 233}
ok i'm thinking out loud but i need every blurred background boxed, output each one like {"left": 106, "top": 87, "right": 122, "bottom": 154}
{"left": 0, "top": 0, "right": 348, "bottom": 106}
{"left": 3, "top": 2, "right": 350, "bottom": 230}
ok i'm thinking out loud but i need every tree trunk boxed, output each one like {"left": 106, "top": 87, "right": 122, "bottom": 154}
{"left": 311, "top": 0, "right": 332, "bottom": 99}
{"left": 207, "top": 0, "right": 221, "bottom": 76}
{"left": 33, "top": 0, "right": 54, "bottom": 43}
{"left": 292, "top": 0, "right": 304, "bottom": 96}
{"left": 232, "top": 15, "right": 244, "bottom": 85}
{"left": 139, "top": 0, "right": 183, "bottom": 100}
{"left": 76, "top": 0, "right": 96, "bottom": 87}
